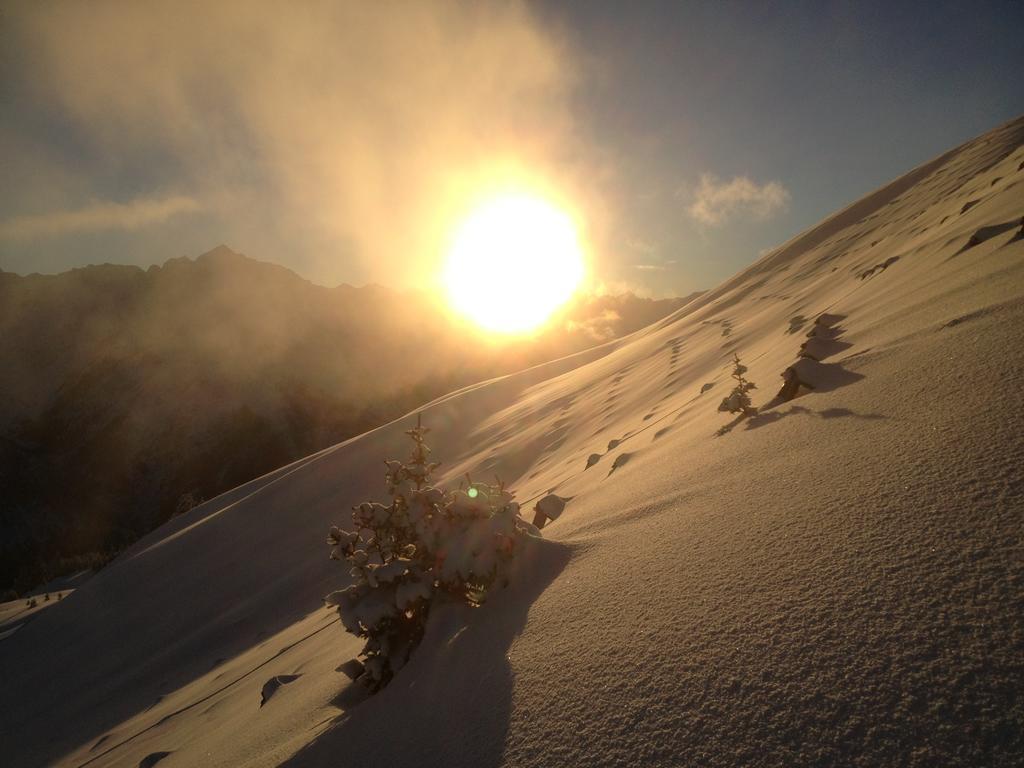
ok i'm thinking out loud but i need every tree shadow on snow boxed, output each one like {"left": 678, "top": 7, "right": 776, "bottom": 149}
{"left": 715, "top": 347, "right": 873, "bottom": 437}
{"left": 281, "top": 537, "right": 571, "bottom": 768}
{"left": 743, "top": 404, "right": 886, "bottom": 431}
{"left": 948, "top": 219, "right": 1022, "bottom": 257}
{"left": 714, "top": 404, "right": 885, "bottom": 436}
{"left": 798, "top": 336, "right": 853, "bottom": 361}
{"left": 768, "top": 356, "right": 866, "bottom": 407}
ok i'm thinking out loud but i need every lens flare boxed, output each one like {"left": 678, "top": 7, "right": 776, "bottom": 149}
{"left": 442, "top": 194, "right": 586, "bottom": 334}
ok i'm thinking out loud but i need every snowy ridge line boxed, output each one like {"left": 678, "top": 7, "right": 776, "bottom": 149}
{"left": 0, "top": 603, "right": 34, "bottom": 628}
{"left": 74, "top": 615, "right": 340, "bottom": 768}
{"left": 547, "top": 216, "right": 951, "bottom": 505}
{"left": 125, "top": 442, "right": 346, "bottom": 563}
{"left": 413, "top": 335, "right": 622, "bottom": 415}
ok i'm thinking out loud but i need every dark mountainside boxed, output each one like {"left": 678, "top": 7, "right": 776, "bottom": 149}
{"left": 0, "top": 246, "right": 699, "bottom": 592}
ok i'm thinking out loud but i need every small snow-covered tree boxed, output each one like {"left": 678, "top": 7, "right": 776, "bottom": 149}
{"left": 326, "top": 415, "right": 539, "bottom": 692}
{"left": 718, "top": 353, "right": 758, "bottom": 417}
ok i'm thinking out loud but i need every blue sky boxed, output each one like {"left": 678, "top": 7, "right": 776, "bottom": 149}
{"left": 1, "top": 0, "right": 1021, "bottom": 296}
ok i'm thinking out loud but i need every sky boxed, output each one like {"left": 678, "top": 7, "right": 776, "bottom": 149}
{"left": 1, "top": 0, "right": 1022, "bottom": 297}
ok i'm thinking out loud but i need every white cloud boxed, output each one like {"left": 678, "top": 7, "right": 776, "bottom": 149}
{"left": 688, "top": 174, "right": 790, "bottom": 226}
{"left": 0, "top": 195, "right": 200, "bottom": 239}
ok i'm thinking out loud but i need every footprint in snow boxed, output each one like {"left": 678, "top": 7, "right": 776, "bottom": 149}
{"left": 608, "top": 452, "right": 633, "bottom": 476}
{"left": 260, "top": 674, "right": 301, "bottom": 708}
{"left": 139, "top": 753, "right": 173, "bottom": 768}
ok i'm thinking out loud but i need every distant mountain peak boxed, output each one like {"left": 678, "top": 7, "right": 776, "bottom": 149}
{"left": 196, "top": 244, "right": 246, "bottom": 262}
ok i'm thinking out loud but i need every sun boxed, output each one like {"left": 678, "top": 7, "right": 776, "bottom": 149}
{"left": 442, "top": 194, "right": 586, "bottom": 335}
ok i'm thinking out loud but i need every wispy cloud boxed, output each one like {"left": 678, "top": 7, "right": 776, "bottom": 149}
{"left": 567, "top": 309, "right": 620, "bottom": 341}
{"left": 10, "top": 1, "right": 586, "bottom": 285}
{"left": 625, "top": 237, "right": 657, "bottom": 255}
{"left": 632, "top": 253, "right": 675, "bottom": 271}
{"left": 0, "top": 195, "right": 200, "bottom": 239}
{"left": 688, "top": 174, "right": 790, "bottom": 226}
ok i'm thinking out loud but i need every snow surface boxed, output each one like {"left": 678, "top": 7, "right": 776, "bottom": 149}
{"left": 1, "top": 117, "right": 1023, "bottom": 767}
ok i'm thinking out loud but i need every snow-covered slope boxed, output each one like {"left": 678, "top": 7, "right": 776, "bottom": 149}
{"left": 2, "top": 116, "right": 1023, "bottom": 768}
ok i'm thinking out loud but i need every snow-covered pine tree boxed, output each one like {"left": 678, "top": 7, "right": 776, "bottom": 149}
{"left": 718, "top": 352, "right": 758, "bottom": 417}
{"left": 326, "top": 414, "right": 539, "bottom": 692}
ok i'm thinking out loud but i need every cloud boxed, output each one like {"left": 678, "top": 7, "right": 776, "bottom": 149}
{"left": 688, "top": 174, "right": 790, "bottom": 226}
{"left": 626, "top": 239, "right": 677, "bottom": 271}
{"left": 625, "top": 237, "right": 656, "bottom": 255}
{"left": 566, "top": 309, "right": 620, "bottom": 341}
{"left": 0, "top": 195, "right": 200, "bottom": 239}
{"left": 9, "top": 1, "right": 590, "bottom": 286}
{"left": 632, "top": 256, "right": 674, "bottom": 271}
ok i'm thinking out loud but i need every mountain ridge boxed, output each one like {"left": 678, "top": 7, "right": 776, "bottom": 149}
{"left": 0, "top": 252, "right": 698, "bottom": 592}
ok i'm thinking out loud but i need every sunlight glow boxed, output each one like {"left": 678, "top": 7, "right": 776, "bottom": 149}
{"left": 442, "top": 194, "right": 586, "bottom": 334}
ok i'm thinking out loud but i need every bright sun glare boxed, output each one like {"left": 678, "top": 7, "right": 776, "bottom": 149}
{"left": 443, "top": 194, "right": 586, "bottom": 334}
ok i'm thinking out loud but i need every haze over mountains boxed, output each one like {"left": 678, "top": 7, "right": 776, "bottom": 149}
{"left": 0, "top": 250, "right": 697, "bottom": 591}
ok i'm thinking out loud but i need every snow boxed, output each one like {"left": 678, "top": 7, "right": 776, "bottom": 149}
{"left": 1, "top": 117, "right": 1023, "bottom": 767}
